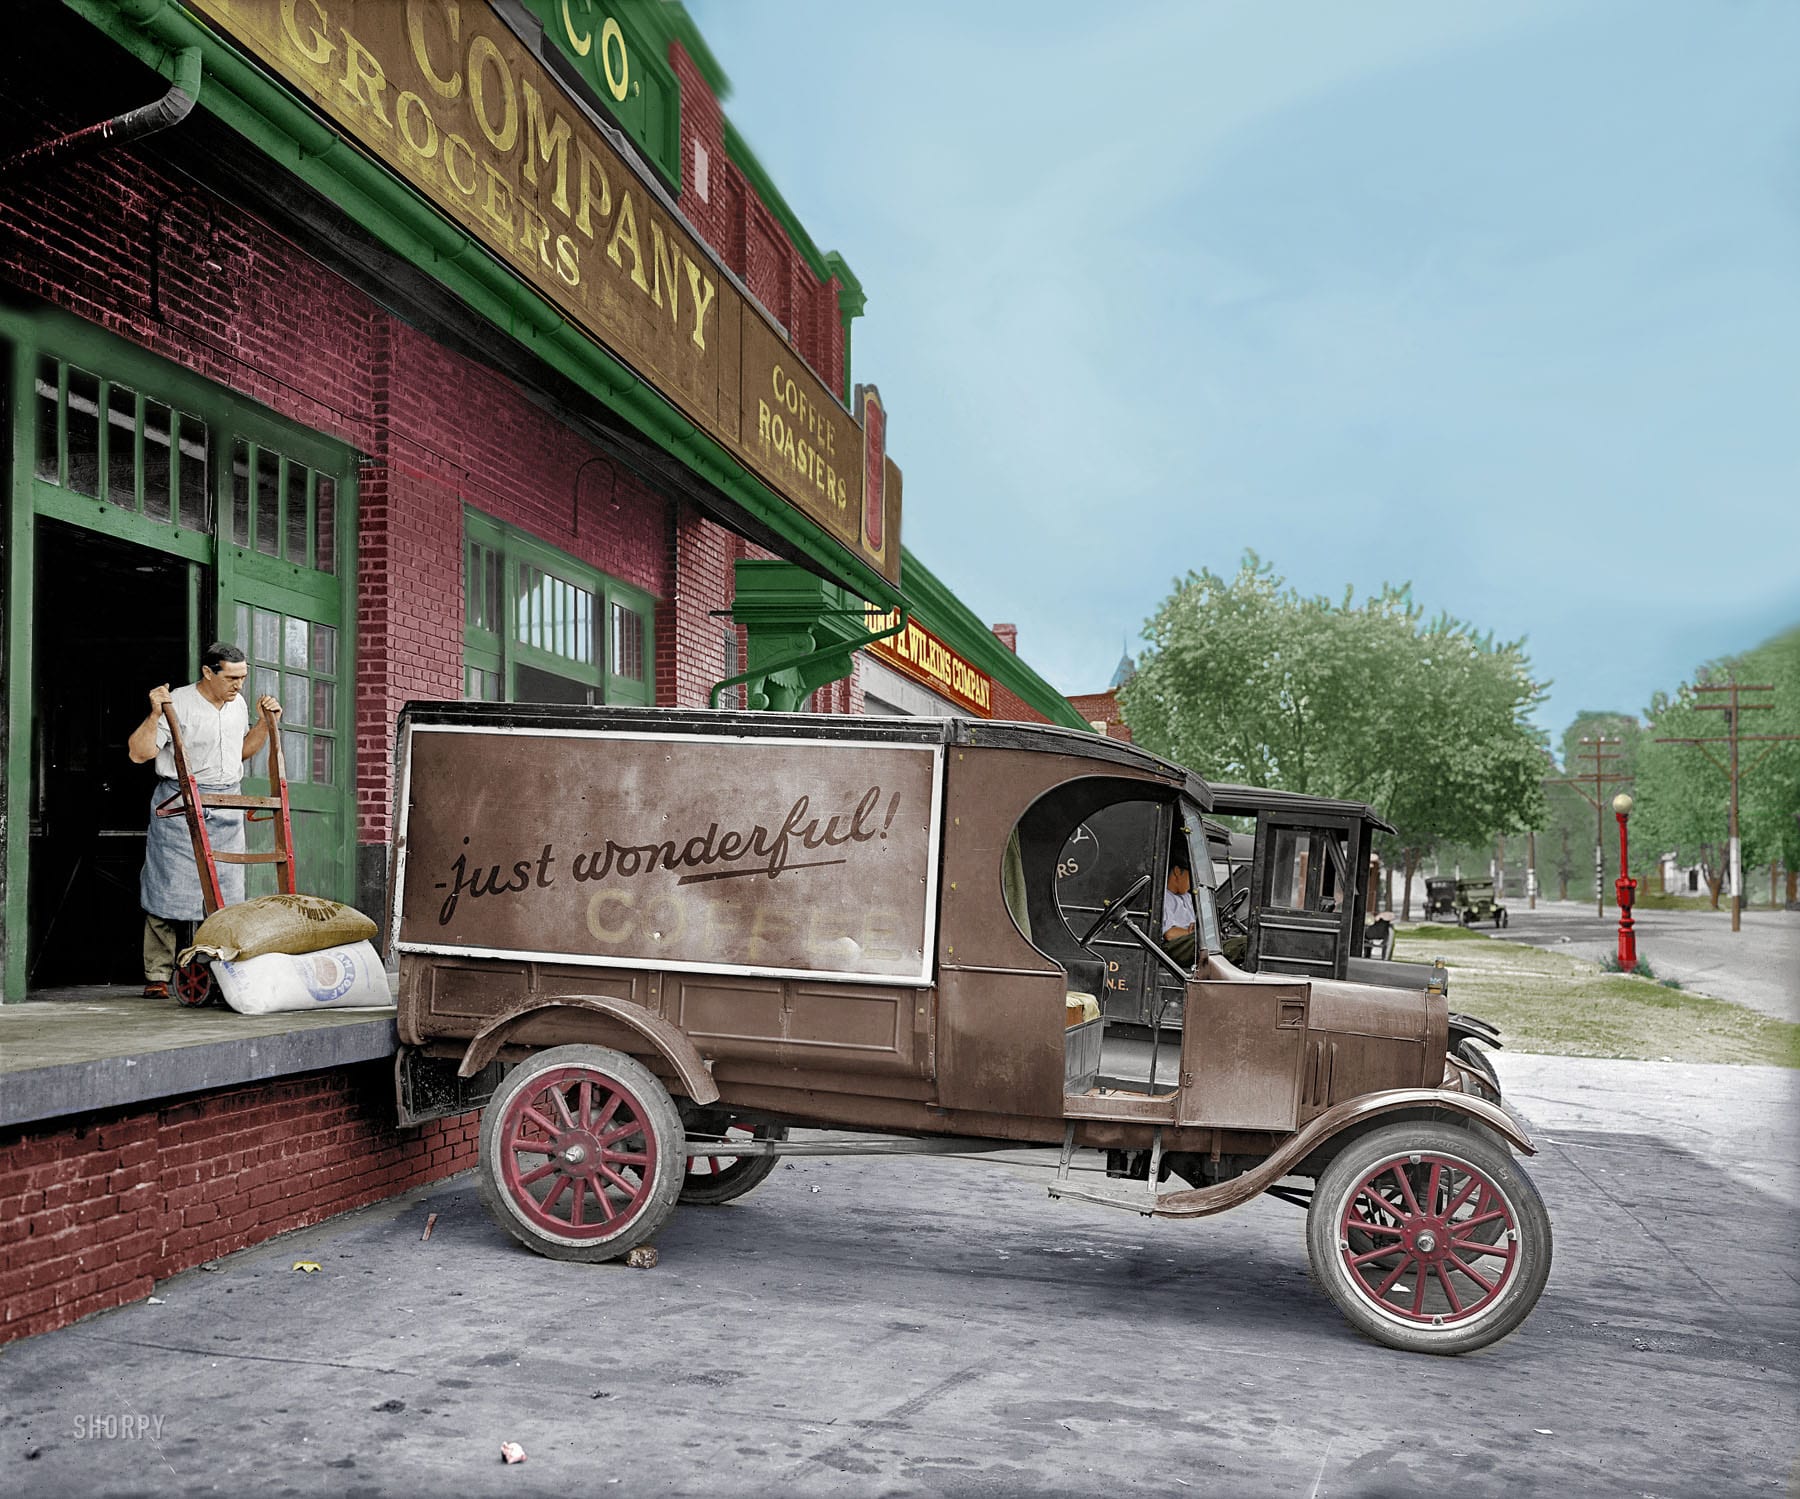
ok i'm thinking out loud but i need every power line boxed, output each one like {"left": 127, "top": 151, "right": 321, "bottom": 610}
{"left": 1655, "top": 680, "right": 1800, "bottom": 933}
{"left": 1543, "top": 736, "right": 1631, "bottom": 918}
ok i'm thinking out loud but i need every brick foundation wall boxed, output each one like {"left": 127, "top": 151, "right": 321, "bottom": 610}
{"left": 0, "top": 1065, "right": 476, "bottom": 1347}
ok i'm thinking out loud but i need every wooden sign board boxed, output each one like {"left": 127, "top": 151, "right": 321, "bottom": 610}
{"left": 190, "top": 0, "right": 901, "bottom": 585}
{"left": 396, "top": 725, "right": 942, "bottom": 983}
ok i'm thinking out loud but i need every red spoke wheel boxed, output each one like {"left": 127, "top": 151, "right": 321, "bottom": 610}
{"left": 1306, "top": 1121, "right": 1551, "bottom": 1354}
{"left": 681, "top": 1124, "right": 789, "bottom": 1206}
{"left": 173, "top": 960, "right": 215, "bottom": 1007}
{"left": 477, "top": 1045, "right": 684, "bottom": 1263}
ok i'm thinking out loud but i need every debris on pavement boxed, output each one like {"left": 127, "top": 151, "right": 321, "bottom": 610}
{"left": 292, "top": 1261, "right": 321, "bottom": 1273}
{"left": 500, "top": 1442, "right": 527, "bottom": 1464}
{"left": 625, "top": 1245, "right": 659, "bottom": 1269}
{"left": 421, "top": 1212, "right": 439, "bottom": 1242}
{"left": 146, "top": 1296, "right": 165, "bottom": 1305}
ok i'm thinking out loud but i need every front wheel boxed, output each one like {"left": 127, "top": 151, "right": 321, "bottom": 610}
{"left": 477, "top": 1045, "right": 685, "bottom": 1263}
{"left": 1497, "top": 910, "right": 1509, "bottom": 928}
{"left": 1306, "top": 1121, "right": 1551, "bottom": 1354}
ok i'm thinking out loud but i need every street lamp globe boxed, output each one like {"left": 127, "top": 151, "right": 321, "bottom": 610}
{"left": 1612, "top": 793, "right": 1634, "bottom": 816}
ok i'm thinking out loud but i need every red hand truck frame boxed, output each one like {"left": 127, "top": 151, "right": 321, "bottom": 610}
{"left": 154, "top": 700, "right": 296, "bottom": 1005}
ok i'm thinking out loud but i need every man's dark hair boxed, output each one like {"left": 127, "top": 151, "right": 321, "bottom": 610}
{"left": 201, "top": 642, "right": 247, "bottom": 673}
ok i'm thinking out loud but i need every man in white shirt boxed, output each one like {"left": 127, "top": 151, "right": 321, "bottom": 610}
{"left": 126, "top": 643, "right": 281, "bottom": 997}
{"left": 1161, "top": 858, "right": 1197, "bottom": 967}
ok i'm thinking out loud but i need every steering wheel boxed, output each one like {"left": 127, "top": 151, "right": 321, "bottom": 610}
{"left": 1078, "top": 873, "right": 1151, "bottom": 946}
{"left": 1219, "top": 883, "right": 1251, "bottom": 936}
{"left": 1077, "top": 873, "right": 1190, "bottom": 983}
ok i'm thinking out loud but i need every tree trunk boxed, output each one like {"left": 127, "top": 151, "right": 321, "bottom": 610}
{"left": 1787, "top": 866, "right": 1797, "bottom": 905}
{"left": 1401, "top": 849, "right": 1418, "bottom": 922}
{"left": 1704, "top": 865, "right": 1723, "bottom": 910}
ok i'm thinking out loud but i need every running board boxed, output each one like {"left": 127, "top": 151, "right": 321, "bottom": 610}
{"left": 1046, "top": 1177, "right": 1161, "bottom": 1217}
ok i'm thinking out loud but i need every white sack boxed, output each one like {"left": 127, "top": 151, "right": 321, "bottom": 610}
{"left": 211, "top": 940, "right": 392, "bottom": 1015}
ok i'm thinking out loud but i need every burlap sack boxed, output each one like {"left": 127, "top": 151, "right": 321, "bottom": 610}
{"left": 179, "top": 893, "right": 378, "bottom": 963}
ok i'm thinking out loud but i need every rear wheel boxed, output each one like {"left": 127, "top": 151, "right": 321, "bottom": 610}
{"left": 477, "top": 1045, "right": 684, "bottom": 1263}
{"left": 1306, "top": 1121, "right": 1551, "bottom": 1354}
{"left": 681, "top": 1124, "right": 789, "bottom": 1205}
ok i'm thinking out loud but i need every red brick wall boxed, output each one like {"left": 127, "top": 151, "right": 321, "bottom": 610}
{"left": 0, "top": 90, "right": 757, "bottom": 849}
{"left": 0, "top": 1066, "right": 475, "bottom": 1347}
{"left": 668, "top": 41, "right": 845, "bottom": 398}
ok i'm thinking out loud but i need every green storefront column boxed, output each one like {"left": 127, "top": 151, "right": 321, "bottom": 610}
{"left": 729, "top": 561, "right": 871, "bottom": 712}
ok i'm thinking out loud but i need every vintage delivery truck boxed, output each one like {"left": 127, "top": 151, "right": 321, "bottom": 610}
{"left": 390, "top": 704, "right": 1550, "bottom": 1355}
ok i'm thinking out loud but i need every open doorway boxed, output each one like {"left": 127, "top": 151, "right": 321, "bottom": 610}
{"left": 27, "top": 519, "right": 193, "bottom": 986}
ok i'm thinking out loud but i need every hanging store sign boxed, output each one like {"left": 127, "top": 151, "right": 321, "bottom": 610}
{"left": 862, "top": 607, "right": 994, "bottom": 718}
{"left": 188, "top": 0, "right": 902, "bottom": 586}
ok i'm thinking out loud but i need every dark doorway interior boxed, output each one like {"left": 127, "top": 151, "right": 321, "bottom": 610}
{"left": 514, "top": 663, "right": 594, "bottom": 705}
{"left": 28, "top": 520, "right": 192, "bottom": 986}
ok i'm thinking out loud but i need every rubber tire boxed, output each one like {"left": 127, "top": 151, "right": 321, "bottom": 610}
{"left": 1498, "top": 910, "right": 1509, "bottom": 928}
{"left": 1454, "top": 1040, "right": 1502, "bottom": 1104}
{"left": 680, "top": 1125, "right": 789, "bottom": 1206}
{"left": 477, "top": 1045, "right": 685, "bottom": 1264}
{"left": 1306, "top": 1120, "right": 1552, "bottom": 1355}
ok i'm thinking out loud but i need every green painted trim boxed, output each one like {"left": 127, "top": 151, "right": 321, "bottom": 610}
{"left": 4, "top": 341, "right": 35, "bottom": 999}
{"left": 65, "top": 0, "right": 907, "bottom": 616}
{"left": 639, "top": 0, "right": 730, "bottom": 100}
{"left": 895, "top": 548, "right": 1090, "bottom": 731}
{"left": 722, "top": 120, "right": 839, "bottom": 287}
{"left": 823, "top": 252, "right": 862, "bottom": 400}
{"left": 464, "top": 506, "right": 655, "bottom": 706}
{"left": 519, "top": 0, "right": 684, "bottom": 190}
{"left": 823, "top": 252, "right": 865, "bottom": 320}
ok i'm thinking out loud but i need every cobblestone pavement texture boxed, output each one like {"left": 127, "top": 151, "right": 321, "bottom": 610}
{"left": 5, "top": 1055, "right": 1796, "bottom": 1498}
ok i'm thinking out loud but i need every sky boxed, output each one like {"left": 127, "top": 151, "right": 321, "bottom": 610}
{"left": 688, "top": 0, "right": 1800, "bottom": 740}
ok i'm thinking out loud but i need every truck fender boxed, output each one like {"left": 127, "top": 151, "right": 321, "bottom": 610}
{"left": 456, "top": 994, "right": 721, "bottom": 1106}
{"left": 1143, "top": 1089, "right": 1533, "bottom": 1221}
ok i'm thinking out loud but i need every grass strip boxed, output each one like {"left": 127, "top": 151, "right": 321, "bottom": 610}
{"left": 1392, "top": 928, "right": 1800, "bottom": 1068}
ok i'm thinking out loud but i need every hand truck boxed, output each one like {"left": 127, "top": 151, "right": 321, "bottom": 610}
{"left": 155, "top": 700, "right": 296, "bottom": 1005}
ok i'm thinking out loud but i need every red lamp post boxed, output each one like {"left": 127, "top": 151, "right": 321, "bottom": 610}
{"left": 1613, "top": 792, "right": 1637, "bottom": 970}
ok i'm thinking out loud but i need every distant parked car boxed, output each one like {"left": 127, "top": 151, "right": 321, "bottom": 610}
{"left": 1454, "top": 878, "right": 1509, "bottom": 928}
{"left": 1423, "top": 877, "right": 1458, "bottom": 921}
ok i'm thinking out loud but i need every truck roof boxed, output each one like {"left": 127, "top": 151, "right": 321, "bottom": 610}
{"left": 1206, "top": 782, "right": 1397, "bottom": 835}
{"left": 397, "top": 702, "right": 1213, "bottom": 809}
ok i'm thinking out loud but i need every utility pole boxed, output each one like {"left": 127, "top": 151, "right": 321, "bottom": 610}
{"left": 1655, "top": 680, "right": 1800, "bottom": 933}
{"left": 1527, "top": 828, "right": 1538, "bottom": 909}
{"left": 1544, "top": 737, "right": 1631, "bottom": 918}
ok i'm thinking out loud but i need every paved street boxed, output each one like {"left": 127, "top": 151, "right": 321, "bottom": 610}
{"left": 1470, "top": 899, "right": 1800, "bottom": 1023}
{"left": 5, "top": 1054, "right": 1796, "bottom": 1499}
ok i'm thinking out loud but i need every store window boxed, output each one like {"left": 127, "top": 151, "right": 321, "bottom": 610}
{"left": 462, "top": 511, "right": 654, "bottom": 707}
{"left": 235, "top": 604, "right": 339, "bottom": 786}
{"left": 34, "top": 356, "right": 210, "bottom": 533}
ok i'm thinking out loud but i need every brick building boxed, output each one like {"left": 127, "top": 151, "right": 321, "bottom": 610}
{"left": 0, "top": 0, "right": 1084, "bottom": 1343}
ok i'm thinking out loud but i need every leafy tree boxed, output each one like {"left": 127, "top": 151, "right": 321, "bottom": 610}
{"left": 1634, "top": 627, "right": 1800, "bottom": 907}
{"left": 1120, "top": 554, "right": 1547, "bottom": 917}
{"left": 1538, "top": 711, "right": 1643, "bottom": 907}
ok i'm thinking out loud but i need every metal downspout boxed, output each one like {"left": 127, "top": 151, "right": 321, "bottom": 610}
{"left": 0, "top": 41, "right": 203, "bottom": 180}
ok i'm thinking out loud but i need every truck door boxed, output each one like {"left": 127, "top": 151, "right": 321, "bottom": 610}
{"left": 1247, "top": 816, "right": 1355, "bottom": 980}
{"left": 1176, "top": 977, "right": 1310, "bottom": 1131}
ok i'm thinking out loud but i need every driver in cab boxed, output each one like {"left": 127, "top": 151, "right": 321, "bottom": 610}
{"left": 1161, "top": 859, "right": 1197, "bottom": 967}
